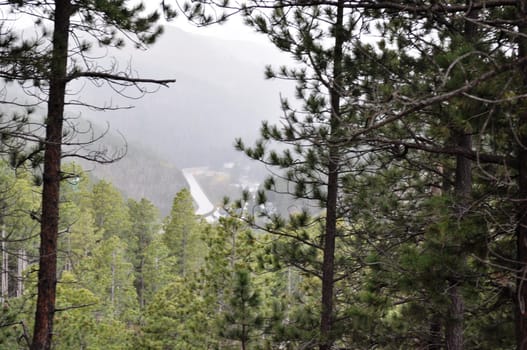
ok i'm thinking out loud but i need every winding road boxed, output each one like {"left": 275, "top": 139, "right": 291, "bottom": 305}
{"left": 181, "top": 168, "right": 215, "bottom": 216}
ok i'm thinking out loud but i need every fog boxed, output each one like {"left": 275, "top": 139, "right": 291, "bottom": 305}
{"left": 3, "top": 21, "right": 298, "bottom": 214}
{"left": 78, "top": 24, "right": 295, "bottom": 169}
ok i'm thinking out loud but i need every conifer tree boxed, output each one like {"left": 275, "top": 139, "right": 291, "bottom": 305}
{"left": 149, "top": 0, "right": 527, "bottom": 347}
{"left": 231, "top": 2, "right": 372, "bottom": 348}
{"left": 163, "top": 189, "right": 203, "bottom": 276}
{"left": 142, "top": 276, "right": 213, "bottom": 350}
{"left": 0, "top": 2, "right": 177, "bottom": 348}
{"left": 219, "top": 269, "right": 262, "bottom": 350}
{"left": 127, "top": 198, "right": 159, "bottom": 309}
{"left": 92, "top": 180, "right": 131, "bottom": 240}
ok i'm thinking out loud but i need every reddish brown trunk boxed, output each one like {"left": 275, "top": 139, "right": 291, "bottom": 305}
{"left": 320, "top": 159, "right": 338, "bottom": 350}
{"left": 319, "top": 1, "right": 344, "bottom": 349}
{"left": 31, "top": 1, "right": 71, "bottom": 349}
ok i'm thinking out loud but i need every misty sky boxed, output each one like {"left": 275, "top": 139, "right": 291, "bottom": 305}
{"left": 78, "top": 22, "right": 295, "bottom": 168}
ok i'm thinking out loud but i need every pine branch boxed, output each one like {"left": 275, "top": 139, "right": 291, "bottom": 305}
{"left": 219, "top": 0, "right": 518, "bottom": 13}
{"left": 354, "top": 56, "right": 527, "bottom": 138}
{"left": 55, "top": 302, "right": 97, "bottom": 312}
{"left": 65, "top": 71, "right": 176, "bottom": 86}
{"left": 362, "top": 136, "right": 512, "bottom": 167}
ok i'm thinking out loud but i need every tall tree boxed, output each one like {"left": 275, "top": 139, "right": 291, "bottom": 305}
{"left": 92, "top": 180, "right": 131, "bottom": 240}
{"left": 163, "top": 189, "right": 203, "bottom": 276}
{"left": 127, "top": 198, "right": 159, "bottom": 309}
{"left": 218, "top": 269, "right": 262, "bottom": 350}
{"left": 141, "top": 276, "right": 212, "bottom": 350}
{"left": 0, "top": 2, "right": 177, "bottom": 348}
{"left": 231, "top": 2, "right": 370, "bottom": 347}
{"left": 58, "top": 163, "right": 97, "bottom": 272}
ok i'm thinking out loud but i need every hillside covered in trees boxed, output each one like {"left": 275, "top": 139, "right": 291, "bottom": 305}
{"left": 3, "top": 0, "right": 527, "bottom": 350}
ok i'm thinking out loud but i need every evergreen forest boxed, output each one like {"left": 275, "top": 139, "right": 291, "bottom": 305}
{"left": 3, "top": 0, "right": 527, "bottom": 349}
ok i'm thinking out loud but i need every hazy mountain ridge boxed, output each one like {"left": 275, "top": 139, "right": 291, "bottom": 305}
{"left": 79, "top": 25, "right": 294, "bottom": 168}
{"left": 81, "top": 141, "right": 187, "bottom": 217}
{"left": 70, "top": 25, "right": 295, "bottom": 216}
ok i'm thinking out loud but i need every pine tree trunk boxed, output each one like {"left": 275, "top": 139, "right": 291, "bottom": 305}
{"left": 320, "top": 154, "right": 338, "bottom": 350}
{"left": 517, "top": 85, "right": 527, "bottom": 348}
{"left": 241, "top": 324, "right": 247, "bottom": 350}
{"left": 319, "top": 1, "right": 344, "bottom": 349}
{"left": 111, "top": 250, "right": 116, "bottom": 309}
{"left": 17, "top": 249, "right": 26, "bottom": 297}
{"left": 445, "top": 6, "right": 478, "bottom": 347}
{"left": 446, "top": 132, "right": 471, "bottom": 350}
{"left": 31, "top": 2, "right": 71, "bottom": 349}
{"left": 446, "top": 283, "right": 465, "bottom": 350}
{"left": 139, "top": 257, "right": 145, "bottom": 309}
{"left": 1, "top": 224, "right": 8, "bottom": 300}
{"left": 428, "top": 315, "right": 442, "bottom": 350}
{"left": 516, "top": 104, "right": 527, "bottom": 350}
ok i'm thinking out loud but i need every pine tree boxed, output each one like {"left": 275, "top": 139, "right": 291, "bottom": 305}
{"left": 230, "top": 2, "right": 371, "bottom": 347}
{"left": 78, "top": 235, "right": 139, "bottom": 323}
{"left": 141, "top": 276, "right": 212, "bottom": 350}
{"left": 92, "top": 180, "right": 131, "bottom": 240}
{"left": 127, "top": 198, "right": 160, "bottom": 309}
{"left": 0, "top": 2, "right": 176, "bottom": 348}
{"left": 163, "top": 189, "right": 204, "bottom": 276}
{"left": 219, "top": 269, "right": 263, "bottom": 350}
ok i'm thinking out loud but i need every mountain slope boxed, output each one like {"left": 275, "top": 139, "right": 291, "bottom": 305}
{"left": 81, "top": 141, "right": 187, "bottom": 217}
{"left": 76, "top": 25, "right": 294, "bottom": 168}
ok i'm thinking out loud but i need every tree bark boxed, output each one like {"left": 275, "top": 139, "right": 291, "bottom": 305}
{"left": 17, "top": 249, "right": 26, "bottom": 297}
{"left": 1, "top": 223, "right": 8, "bottom": 300}
{"left": 445, "top": 131, "right": 471, "bottom": 350}
{"left": 31, "top": 1, "right": 71, "bottom": 349}
{"left": 445, "top": 6, "right": 478, "bottom": 347}
{"left": 446, "top": 283, "right": 465, "bottom": 350}
{"left": 320, "top": 141, "right": 338, "bottom": 350}
{"left": 428, "top": 315, "right": 442, "bottom": 350}
{"left": 319, "top": 1, "right": 344, "bottom": 349}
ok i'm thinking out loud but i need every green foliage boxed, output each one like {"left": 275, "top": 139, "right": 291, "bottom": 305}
{"left": 163, "top": 189, "right": 204, "bottom": 276}
{"left": 59, "top": 163, "right": 98, "bottom": 272}
{"left": 0, "top": 294, "right": 33, "bottom": 349}
{"left": 141, "top": 277, "right": 213, "bottom": 350}
{"left": 127, "top": 198, "right": 160, "bottom": 308}
{"left": 140, "top": 234, "right": 176, "bottom": 305}
{"left": 92, "top": 180, "right": 132, "bottom": 240}
{"left": 76, "top": 235, "right": 139, "bottom": 322}
{"left": 53, "top": 271, "right": 134, "bottom": 350}
{"left": 218, "top": 269, "right": 263, "bottom": 349}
